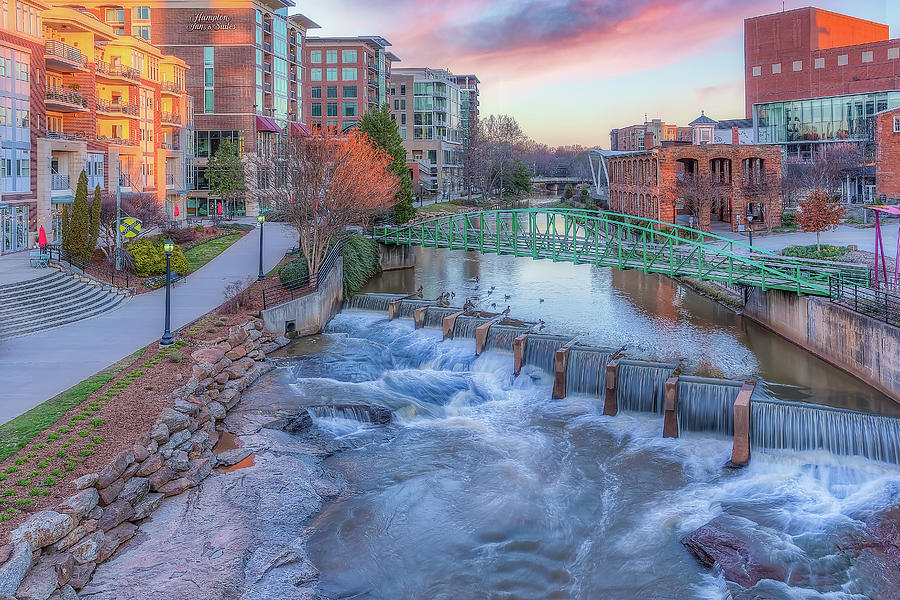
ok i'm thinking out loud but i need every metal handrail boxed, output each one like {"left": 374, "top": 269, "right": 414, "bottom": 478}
{"left": 48, "top": 246, "right": 131, "bottom": 289}
{"left": 262, "top": 238, "right": 345, "bottom": 309}
{"left": 829, "top": 275, "right": 900, "bottom": 327}
{"left": 45, "top": 40, "right": 87, "bottom": 66}
{"left": 46, "top": 86, "right": 87, "bottom": 107}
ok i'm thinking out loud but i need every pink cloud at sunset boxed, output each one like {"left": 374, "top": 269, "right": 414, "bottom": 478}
{"left": 299, "top": 0, "right": 900, "bottom": 147}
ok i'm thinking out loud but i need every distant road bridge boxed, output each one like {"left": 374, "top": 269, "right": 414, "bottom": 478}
{"left": 373, "top": 208, "right": 869, "bottom": 296}
{"left": 530, "top": 176, "right": 591, "bottom": 194}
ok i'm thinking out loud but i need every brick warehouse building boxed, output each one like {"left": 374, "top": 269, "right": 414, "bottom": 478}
{"left": 875, "top": 107, "right": 900, "bottom": 202}
{"left": 606, "top": 144, "right": 782, "bottom": 233}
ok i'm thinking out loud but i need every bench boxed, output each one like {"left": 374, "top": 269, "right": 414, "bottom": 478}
{"left": 29, "top": 250, "right": 49, "bottom": 268}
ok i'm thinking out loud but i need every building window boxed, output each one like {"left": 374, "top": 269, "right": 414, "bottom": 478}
{"left": 342, "top": 86, "right": 357, "bottom": 98}
{"left": 326, "top": 68, "right": 337, "bottom": 81}
{"left": 400, "top": 99, "right": 406, "bottom": 110}
{"left": 894, "top": 116, "right": 900, "bottom": 133}
{"left": 862, "top": 51, "right": 873, "bottom": 64}
{"left": 890, "top": 48, "right": 900, "bottom": 60}
{"left": 132, "top": 25, "right": 151, "bottom": 40}
{"left": 311, "top": 86, "right": 321, "bottom": 99}
{"left": 311, "top": 68, "right": 322, "bottom": 81}
{"left": 326, "top": 86, "right": 337, "bottom": 98}
{"left": 400, "top": 84, "right": 405, "bottom": 95}
{"left": 105, "top": 8, "right": 124, "bottom": 23}
{"left": 326, "top": 120, "right": 337, "bottom": 130}
{"left": 15, "top": 109, "right": 28, "bottom": 127}
{"left": 203, "top": 46, "right": 214, "bottom": 113}
{"left": 837, "top": 54, "right": 848, "bottom": 66}
{"left": 310, "top": 50, "right": 321, "bottom": 64}
{"left": 401, "top": 113, "right": 406, "bottom": 125}
{"left": 17, "top": 157, "right": 29, "bottom": 177}
{"left": 343, "top": 103, "right": 356, "bottom": 117}
{"left": 204, "top": 90, "right": 214, "bottom": 113}
{"left": 342, "top": 49, "right": 357, "bottom": 63}
{"left": 394, "top": 99, "right": 399, "bottom": 109}
{"left": 751, "top": 66, "right": 761, "bottom": 76}
{"left": 327, "top": 102, "right": 337, "bottom": 117}
{"left": 814, "top": 57, "right": 825, "bottom": 69}
{"left": 16, "top": 61, "right": 27, "bottom": 81}
{"left": 311, "top": 102, "right": 322, "bottom": 117}
{"left": 771, "top": 63, "right": 781, "bottom": 74}
{"left": 792, "top": 60, "right": 802, "bottom": 71}
{"left": 326, "top": 50, "right": 337, "bottom": 63}
{"left": 400, "top": 127, "right": 405, "bottom": 140}
{"left": 341, "top": 67, "right": 357, "bottom": 81}
{"left": 133, "top": 6, "right": 150, "bottom": 19}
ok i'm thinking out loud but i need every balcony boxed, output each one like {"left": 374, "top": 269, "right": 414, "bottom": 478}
{"left": 166, "top": 172, "right": 176, "bottom": 188}
{"left": 50, "top": 173, "right": 70, "bottom": 191}
{"left": 160, "top": 141, "right": 180, "bottom": 151}
{"left": 45, "top": 86, "right": 88, "bottom": 112}
{"left": 96, "top": 61, "right": 140, "bottom": 82}
{"left": 44, "top": 41, "right": 88, "bottom": 72}
{"left": 161, "top": 81, "right": 183, "bottom": 95}
{"left": 161, "top": 112, "right": 182, "bottom": 126}
{"left": 96, "top": 99, "right": 140, "bottom": 117}
{"left": 98, "top": 136, "right": 137, "bottom": 147}
{"left": 46, "top": 130, "right": 90, "bottom": 142}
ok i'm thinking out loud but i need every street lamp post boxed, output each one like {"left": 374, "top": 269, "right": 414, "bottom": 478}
{"left": 257, "top": 214, "right": 266, "bottom": 281}
{"left": 161, "top": 237, "right": 174, "bottom": 346}
{"left": 747, "top": 215, "right": 754, "bottom": 251}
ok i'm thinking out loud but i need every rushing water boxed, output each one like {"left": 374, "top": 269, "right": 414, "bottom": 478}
{"left": 272, "top": 312, "right": 900, "bottom": 599}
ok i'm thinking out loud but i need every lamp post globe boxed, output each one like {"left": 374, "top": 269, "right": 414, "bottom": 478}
{"left": 257, "top": 214, "right": 266, "bottom": 281}
{"left": 161, "top": 237, "right": 175, "bottom": 346}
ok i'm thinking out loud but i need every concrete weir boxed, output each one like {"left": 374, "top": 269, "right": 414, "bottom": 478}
{"left": 475, "top": 322, "right": 492, "bottom": 355}
{"left": 662, "top": 376, "right": 680, "bottom": 438}
{"left": 551, "top": 347, "right": 570, "bottom": 399}
{"left": 603, "top": 359, "right": 620, "bottom": 416}
{"left": 513, "top": 335, "right": 527, "bottom": 375}
{"left": 442, "top": 311, "right": 464, "bottom": 339}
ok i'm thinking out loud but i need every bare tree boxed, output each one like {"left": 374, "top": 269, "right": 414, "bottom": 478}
{"left": 253, "top": 129, "right": 399, "bottom": 275}
{"left": 98, "top": 192, "right": 165, "bottom": 265}
{"left": 781, "top": 142, "right": 866, "bottom": 207}
{"left": 483, "top": 114, "right": 525, "bottom": 201}
{"left": 670, "top": 172, "right": 719, "bottom": 231}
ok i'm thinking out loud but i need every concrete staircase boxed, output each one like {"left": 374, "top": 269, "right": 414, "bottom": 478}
{"left": 0, "top": 270, "right": 127, "bottom": 340}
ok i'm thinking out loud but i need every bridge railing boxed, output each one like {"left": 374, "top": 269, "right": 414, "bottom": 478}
{"left": 829, "top": 276, "right": 900, "bottom": 326}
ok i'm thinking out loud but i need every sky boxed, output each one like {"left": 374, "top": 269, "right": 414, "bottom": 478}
{"left": 295, "top": 1, "right": 900, "bottom": 148}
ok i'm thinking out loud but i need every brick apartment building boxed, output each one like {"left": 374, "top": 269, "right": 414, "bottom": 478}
{"left": 302, "top": 36, "right": 397, "bottom": 134}
{"left": 605, "top": 143, "right": 782, "bottom": 233}
{"left": 610, "top": 119, "right": 691, "bottom": 151}
{"left": 746, "top": 7, "right": 900, "bottom": 162}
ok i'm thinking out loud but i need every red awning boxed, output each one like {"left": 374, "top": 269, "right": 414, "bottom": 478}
{"left": 256, "top": 116, "right": 282, "bottom": 133}
{"left": 290, "top": 122, "right": 313, "bottom": 137}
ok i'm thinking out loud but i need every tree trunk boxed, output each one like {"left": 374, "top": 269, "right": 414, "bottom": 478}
{"left": 816, "top": 231, "right": 821, "bottom": 252}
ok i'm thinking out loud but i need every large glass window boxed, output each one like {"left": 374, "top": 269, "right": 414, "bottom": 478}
{"left": 341, "top": 68, "right": 357, "bottom": 81}
{"left": 326, "top": 50, "right": 337, "bottom": 63}
{"left": 343, "top": 103, "right": 356, "bottom": 117}
{"left": 327, "top": 102, "right": 337, "bottom": 117}
{"left": 133, "top": 6, "right": 150, "bottom": 19}
{"left": 311, "top": 86, "right": 321, "bottom": 99}
{"left": 326, "top": 86, "right": 337, "bottom": 98}
{"left": 311, "top": 103, "right": 322, "bottom": 117}
{"left": 310, "top": 50, "right": 321, "bottom": 63}
{"left": 326, "top": 68, "right": 337, "bottom": 81}
{"left": 310, "top": 68, "right": 322, "bottom": 81}
{"left": 342, "top": 50, "right": 357, "bottom": 63}
{"left": 342, "top": 86, "right": 357, "bottom": 98}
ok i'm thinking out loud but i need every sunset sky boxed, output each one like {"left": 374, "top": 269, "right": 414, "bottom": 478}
{"left": 296, "top": 1, "right": 900, "bottom": 148}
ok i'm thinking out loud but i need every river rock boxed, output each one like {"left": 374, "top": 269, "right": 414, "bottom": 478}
{"left": 173, "top": 399, "right": 198, "bottom": 416}
{"left": 168, "top": 450, "right": 190, "bottom": 472}
{"left": 15, "top": 555, "right": 59, "bottom": 600}
{"left": 207, "top": 401, "right": 226, "bottom": 420}
{"left": 12, "top": 511, "right": 76, "bottom": 550}
{"left": 263, "top": 412, "right": 312, "bottom": 434}
{"left": 132, "top": 441, "right": 150, "bottom": 462}
{"left": 74, "top": 474, "right": 98, "bottom": 490}
{"left": 0, "top": 543, "right": 33, "bottom": 597}
{"left": 160, "top": 429, "right": 192, "bottom": 456}
{"left": 98, "top": 477, "right": 125, "bottom": 506}
{"left": 215, "top": 449, "right": 252, "bottom": 467}
{"left": 191, "top": 348, "right": 226, "bottom": 365}
{"left": 150, "top": 423, "right": 169, "bottom": 444}
{"left": 69, "top": 562, "right": 95, "bottom": 590}
{"left": 57, "top": 488, "right": 99, "bottom": 520}
{"left": 70, "top": 532, "right": 105, "bottom": 564}
{"left": 227, "top": 326, "right": 249, "bottom": 347}
{"left": 158, "top": 477, "right": 195, "bottom": 497}
{"left": 225, "top": 363, "right": 248, "bottom": 380}
{"left": 96, "top": 450, "right": 134, "bottom": 489}
{"left": 226, "top": 345, "right": 247, "bottom": 360}
{"left": 55, "top": 520, "right": 98, "bottom": 552}
{"left": 97, "top": 499, "right": 135, "bottom": 532}
{"left": 132, "top": 493, "right": 164, "bottom": 520}
{"left": 158, "top": 408, "right": 191, "bottom": 434}
{"left": 137, "top": 452, "right": 164, "bottom": 477}
{"left": 148, "top": 467, "right": 175, "bottom": 492}
{"left": 119, "top": 477, "right": 149, "bottom": 506}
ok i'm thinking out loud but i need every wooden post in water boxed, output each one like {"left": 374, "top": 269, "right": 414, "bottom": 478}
{"left": 728, "top": 381, "right": 755, "bottom": 467}
{"left": 475, "top": 322, "right": 492, "bottom": 355}
{"left": 387, "top": 300, "right": 402, "bottom": 321}
{"left": 604, "top": 359, "right": 619, "bottom": 416}
{"left": 551, "top": 347, "right": 570, "bottom": 399}
{"left": 513, "top": 335, "right": 527, "bottom": 375}
{"left": 663, "top": 376, "right": 679, "bottom": 438}
{"left": 413, "top": 307, "right": 427, "bottom": 329}
{"left": 442, "top": 311, "right": 464, "bottom": 340}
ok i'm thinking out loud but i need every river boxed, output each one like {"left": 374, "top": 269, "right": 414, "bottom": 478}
{"left": 272, "top": 248, "right": 900, "bottom": 599}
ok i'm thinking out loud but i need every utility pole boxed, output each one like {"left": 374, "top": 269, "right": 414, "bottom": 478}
{"left": 115, "top": 163, "right": 122, "bottom": 270}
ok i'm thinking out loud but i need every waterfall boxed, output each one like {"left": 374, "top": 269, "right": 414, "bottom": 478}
{"left": 676, "top": 376, "right": 743, "bottom": 437}
{"left": 453, "top": 316, "right": 494, "bottom": 339}
{"left": 566, "top": 346, "right": 615, "bottom": 396}
{"left": 307, "top": 404, "right": 391, "bottom": 425}
{"left": 485, "top": 325, "right": 529, "bottom": 353}
{"left": 346, "top": 293, "right": 408, "bottom": 312}
{"left": 523, "top": 335, "right": 572, "bottom": 374}
{"left": 398, "top": 300, "right": 435, "bottom": 318}
{"left": 424, "top": 307, "right": 460, "bottom": 328}
{"left": 751, "top": 399, "right": 900, "bottom": 464}
{"left": 616, "top": 360, "right": 677, "bottom": 413}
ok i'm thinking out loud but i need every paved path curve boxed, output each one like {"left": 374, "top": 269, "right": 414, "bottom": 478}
{"left": 0, "top": 223, "right": 297, "bottom": 424}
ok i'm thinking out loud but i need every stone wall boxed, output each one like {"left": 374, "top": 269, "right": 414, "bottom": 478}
{"left": 378, "top": 243, "right": 415, "bottom": 271}
{"left": 744, "top": 288, "right": 900, "bottom": 399}
{"left": 260, "top": 256, "right": 343, "bottom": 337}
{"left": 0, "top": 318, "right": 289, "bottom": 600}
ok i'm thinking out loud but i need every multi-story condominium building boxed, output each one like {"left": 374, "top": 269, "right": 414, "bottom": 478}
{"left": 450, "top": 74, "right": 479, "bottom": 140}
{"left": 746, "top": 7, "right": 900, "bottom": 161}
{"left": 81, "top": 0, "right": 317, "bottom": 218}
{"left": 391, "top": 67, "right": 464, "bottom": 198}
{"left": 302, "top": 36, "right": 397, "bottom": 133}
{"left": 610, "top": 119, "right": 692, "bottom": 151}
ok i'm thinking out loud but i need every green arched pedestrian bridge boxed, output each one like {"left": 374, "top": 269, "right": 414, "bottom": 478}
{"left": 373, "top": 209, "right": 869, "bottom": 296}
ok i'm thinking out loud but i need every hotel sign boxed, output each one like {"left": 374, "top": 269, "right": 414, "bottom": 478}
{"left": 186, "top": 13, "right": 237, "bottom": 32}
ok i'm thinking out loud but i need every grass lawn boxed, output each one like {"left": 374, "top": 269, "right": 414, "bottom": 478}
{"left": 184, "top": 233, "right": 243, "bottom": 272}
{"left": 0, "top": 348, "right": 146, "bottom": 462}
{"left": 417, "top": 201, "right": 462, "bottom": 214}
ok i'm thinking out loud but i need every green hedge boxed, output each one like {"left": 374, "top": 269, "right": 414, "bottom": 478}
{"left": 278, "top": 233, "right": 381, "bottom": 296}
{"left": 278, "top": 257, "right": 309, "bottom": 288}
{"left": 127, "top": 238, "right": 189, "bottom": 276}
{"left": 782, "top": 244, "right": 849, "bottom": 260}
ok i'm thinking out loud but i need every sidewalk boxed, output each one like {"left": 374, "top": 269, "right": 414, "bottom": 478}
{"left": 710, "top": 223, "right": 898, "bottom": 256}
{"left": 0, "top": 223, "right": 297, "bottom": 424}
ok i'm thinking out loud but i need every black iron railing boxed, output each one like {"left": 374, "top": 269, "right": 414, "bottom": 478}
{"left": 48, "top": 246, "right": 131, "bottom": 289}
{"left": 261, "top": 239, "right": 344, "bottom": 309}
{"left": 829, "top": 275, "right": 900, "bottom": 327}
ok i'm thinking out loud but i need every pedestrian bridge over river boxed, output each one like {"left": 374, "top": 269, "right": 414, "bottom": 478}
{"left": 373, "top": 209, "right": 868, "bottom": 296}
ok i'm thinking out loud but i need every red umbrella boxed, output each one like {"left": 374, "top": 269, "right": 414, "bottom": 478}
{"left": 37, "top": 225, "right": 47, "bottom": 248}
{"left": 174, "top": 204, "right": 180, "bottom": 217}
{"left": 217, "top": 202, "right": 223, "bottom": 215}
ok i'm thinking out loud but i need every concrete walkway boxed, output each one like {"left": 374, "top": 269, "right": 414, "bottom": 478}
{"left": 710, "top": 223, "right": 899, "bottom": 256}
{"left": 0, "top": 223, "right": 297, "bottom": 424}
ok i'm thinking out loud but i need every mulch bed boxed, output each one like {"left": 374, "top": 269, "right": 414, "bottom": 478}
{"left": 0, "top": 273, "right": 272, "bottom": 537}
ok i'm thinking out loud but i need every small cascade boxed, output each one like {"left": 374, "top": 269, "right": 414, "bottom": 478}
{"left": 307, "top": 404, "right": 391, "bottom": 425}
{"left": 523, "top": 335, "right": 572, "bottom": 374}
{"left": 346, "top": 293, "right": 408, "bottom": 312}
{"left": 616, "top": 360, "right": 677, "bottom": 413}
{"left": 485, "top": 325, "right": 529, "bottom": 353}
{"left": 676, "top": 376, "right": 743, "bottom": 437}
{"left": 424, "top": 307, "right": 460, "bottom": 328}
{"left": 453, "top": 316, "right": 494, "bottom": 339}
{"left": 566, "top": 346, "right": 615, "bottom": 396}
{"left": 398, "top": 299, "right": 435, "bottom": 318}
{"left": 751, "top": 399, "right": 900, "bottom": 464}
